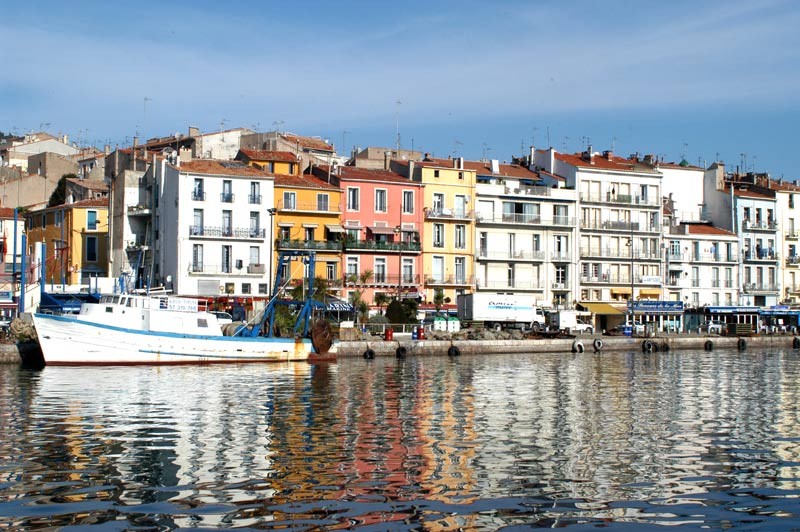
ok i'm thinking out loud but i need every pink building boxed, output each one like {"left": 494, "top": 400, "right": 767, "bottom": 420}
{"left": 311, "top": 165, "right": 424, "bottom": 310}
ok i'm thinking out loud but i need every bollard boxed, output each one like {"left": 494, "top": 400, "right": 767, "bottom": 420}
{"left": 411, "top": 327, "right": 418, "bottom": 340}
{"left": 417, "top": 326, "right": 426, "bottom": 340}
{"left": 384, "top": 327, "right": 394, "bottom": 341}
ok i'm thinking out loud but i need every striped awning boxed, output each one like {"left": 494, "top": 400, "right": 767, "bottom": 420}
{"left": 578, "top": 302, "right": 625, "bottom": 315}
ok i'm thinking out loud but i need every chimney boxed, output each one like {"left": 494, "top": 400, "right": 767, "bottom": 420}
{"left": 408, "top": 160, "right": 415, "bottom": 179}
{"left": 643, "top": 154, "right": 654, "bottom": 165}
{"left": 583, "top": 144, "right": 594, "bottom": 164}
{"left": 133, "top": 136, "right": 139, "bottom": 149}
{"left": 424, "top": 152, "right": 430, "bottom": 161}
{"left": 458, "top": 156, "right": 464, "bottom": 170}
{"left": 62, "top": 134, "right": 68, "bottom": 144}
{"left": 104, "top": 144, "right": 110, "bottom": 155}
{"left": 384, "top": 150, "right": 391, "bottom": 171}
{"left": 604, "top": 150, "right": 613, "bottom": 160}
{"left": 188, "top": 126, "right": 200, "bottom": 138}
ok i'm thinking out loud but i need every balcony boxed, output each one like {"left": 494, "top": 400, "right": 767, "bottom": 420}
{"left": 191, "top": 191, "right": 206, "bottom": 201}
{"left": 744, "top": 250, "right": 779, "bottom": 262}
{"left": 277, "top": 200, "right": 340, "bottom": 214}
{"left": 478, "top": 250, "right": 546, "bottom": 261}
{"left": 127, "top": 204, "right": 152, "bottom": 216}
{"left": 551, "top": 252, "right": 571, "bottom": 262}
{"left": 248, "top": 194, "right": 262, "bottom": 204}
{"left": 476, "top": 213, "right": 575, "bottom": 227}
{"left": 424, "top": 208, "right": 473, "bottom": 221}
{"left": 277, "top": 239, "right": 342, "bottom": 251}
{"left": 220, "top": 192, "right": 235, "bottom": 203}
{"left": 580, "top": 247, "right": 662, "bottom": 260}
{"left": 743, "top": 283, "right": 779, "bottom": 293}
{"left": 344, "top": 240, "right": 421, "bottom": 252}
{"left": 787, "top": 256, "right": 800, "bottom": 266}
{"left": 247, "top": 263, "right": 266, "bottom": 274}
{"left": 742, "top": 220, "right": 778, "bottom": 232}
{"left": 189, "top": 226, "right": 266, "bottom": 240}
{"left": 345, "top": 273, "right": 420, "bottom": 287}
{"left": 551, "top": 282, "right": 570, "bottom": 290}
{"left": 126, "top": 238, "right": 149, "bottom": 251}
{"left": 189, "top": 263, "right": 245, "bottom": 275}
{"left": 476, "top": 279, "right": 543, "bottom": 290}
{"left": 580, "top": 274, "right": 634, "bottom": 284}
{"left": 503, "top": 184, "right": 553, "bottom": 197}
{"left": 425, "top": 275, "right": 475, "bottom": 287}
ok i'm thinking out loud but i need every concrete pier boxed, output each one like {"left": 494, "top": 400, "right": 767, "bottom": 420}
{"left": 0, "top": 334, "right": 796, "bottom": 365}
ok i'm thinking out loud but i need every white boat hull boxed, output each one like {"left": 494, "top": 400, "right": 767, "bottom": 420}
{"left": 32, "top": 313, "right": 336, "bottom": 365}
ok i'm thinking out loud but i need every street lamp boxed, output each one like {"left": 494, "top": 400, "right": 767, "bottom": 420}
{"left": 627, "top": 233, "right": 635, "bottom": 325}
{"left": 267, "top": 207, "right": 276, "bottom": 294}
{"left": 394, "top": 225, "right": 402, "bottom": 300}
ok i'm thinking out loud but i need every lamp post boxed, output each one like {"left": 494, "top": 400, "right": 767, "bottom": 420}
{"left": 394, "top": 225, "right": 402, "bottom": 300}
{"left": 627, "top": 230, "right": 635, "bottom": 325}
{"left": 267, "top": 208, "right": 276, "bottom": 294}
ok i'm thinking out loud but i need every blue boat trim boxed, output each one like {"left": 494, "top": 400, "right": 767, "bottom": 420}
{"left": 34, "top": 313, "right": 312, "bottom": 344}
{"left": 138, "top": 349, "right": 287, "bottom": 359}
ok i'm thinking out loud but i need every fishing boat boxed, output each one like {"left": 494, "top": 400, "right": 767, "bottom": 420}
{"left": 30, "top": 251, "right": 337, "bottom": 365}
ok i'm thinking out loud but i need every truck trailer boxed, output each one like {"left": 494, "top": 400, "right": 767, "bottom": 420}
{"left": 456, "top": 293, "right": 546, "bottom": 331}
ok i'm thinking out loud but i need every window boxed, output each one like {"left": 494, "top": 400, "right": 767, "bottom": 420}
{"left": 434, "top": 170, "right": 440, "bottom": 178}
{"left": 327, "top": 262, "right": 337, "bottom": 281}
{"left": 347, "top": 187, "right": 360, "bottom": 210}
{"left": 347, "top": 228, "right": 360, "bottom": 242}
{"left": 433, "top": 224, "right": 445, "bottom": 247}
{"left": 533, "top": 234, "right": 541, "bottom": 251}
{"left": 249, "top": 182, "right": 261, "bottom": 204}
{"left": 479, "top": 232, "right": 487, "bottom": 256}
{"left": 304, "top": 227, "right": 314, "bottom": 241}
{"left": 402, "top": 257, "right": 414, "bottom": 284}
{"left": 87, "top": 211, "right": 97, "bottom": 230}
{"left": 555, "top": 265, "right": 566, "bottom": 284}
{"left": 192, "top": 244, "right": 203, "bottom": 272}
{"left": 221, "top": 180, "right": 233, "bottom": 202}
{"left": 554, "top": 205, "right": 568, "bottom": 225}
{"left": 458, "top": 171, "right": 464, "bottom": 180}
{"left": 455, "top": 257, "right": 465, "bottom": 283}
{"left": 279, "top": 227, "right": 290, "bottom": 240}
{"left": 507, "top": 264, "right": 515, "bottom": 288}
{"left": 222, "top": 210, "right": 232, "bottom": 236}
{"left": 242, "top": 283, "right": 251, "bottom": 294}
{"left": 283, "top": 191, "right": 296, "bottom": 210}
{"left": 346, "top": 256, "right": 359, "bottom": 278}
{"left": 317, "top": 193, "right": 329, "bottom": 211}
{"left": 433, "top": 193, "right": 444, "bottom": 213}
{"left": 55, "top": 211, "right": 62, "bottom": 227}
{"left": 249, "top": 246, "right": 260, "bottom": 265}
{"left": 374, "top": 189, "right": 387, "bottom": 213}
{"left": 250, "top": 212, "right": 260, "bottom": 237}
{"left": 454, "top": 195, "right": 467, "bottom": 217}
{"left": 193, "top": 178, "right": 205, "bottom": 200}
{"left": 222, "top": 245, "right": 232, "bottom": 273}
{"left": 41, "top": 213, "right": 46, "bottom": 229}
{"left": 791, "top": 194, "right": 796, "bottom": 209}
{"left": 432, "top": 256, "right": 444, "bottom": 282}
{"left": 455, "top": 225, "right": 466, "bottom": 249}
{"left": 192, "top": 209, "right": 204, "bottom": 235}
{"left": 374, "top": 258, "right": 386, "bottom": 283}
{"left": 86, "top": 236, "right": 98, "bottom": 262}
{"left": 403, "top": 190, "right": 414, "bottom": 214}
{"left": 258, "top": 283, "right": 268, "bottom": 294}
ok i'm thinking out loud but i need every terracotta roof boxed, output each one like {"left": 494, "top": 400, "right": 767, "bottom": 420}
{"left": 555, "top": 152, "right": 658, "bottom": 173}
{"left": 0, "top": 207, "right": 16, "bottom": 219}
{"left": 417, "top": 157, "right": 469, "bottom": 169}
{"left": 275, "top": 173, "right": 339, "bottom": 191}
{"left": 66, "top": 178, "right": 108, "bottom": 190}
{"left": 769, "top": 179, "right": 800, "bottom": 192}
{"left": 177, "top": 160, "right": 273, "bottom": 178}
{"left": 537, "top": 169, "right": 564, "bottom": 181}
{"left": 317, "top": 165, "right": 416, "bottom": 185}
{"left": 69, "top": 198, "right": 109, "bottom": 208}
{"left": 684, "top": 223, "right": 735, "bottom": 236}
{"left": 729, "top": 186, "right": 775, "bottom": 200}
{"left": 238, "top": 149, "right": 298, "bottom": 163}
{"left": 462, "top": 160, "right": 540, "bottom": 180}
{"left": 281, "top": 133, "right": 333, "bottom": 152}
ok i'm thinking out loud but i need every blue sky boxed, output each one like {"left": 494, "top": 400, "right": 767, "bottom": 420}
{"left": 2, "top": 0, "right": 799, "bottom": 177}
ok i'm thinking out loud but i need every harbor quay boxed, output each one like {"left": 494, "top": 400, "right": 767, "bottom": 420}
{"left": 1, "top": 333, "right": 796, "bottom": 365}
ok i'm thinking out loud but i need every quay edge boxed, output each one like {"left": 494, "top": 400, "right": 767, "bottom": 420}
{"left": 338, "top": 334, "right": 796, "bottom": 357}
{"left": 0, "top": 335, "right": 796, "bottom": 365}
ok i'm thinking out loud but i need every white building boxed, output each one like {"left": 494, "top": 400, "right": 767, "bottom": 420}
{"left": 703, "top": 164, "right": 780, "bottom": 306}
{"left": 769, "top": 179, "right": 800, "bottom": 304}
{"left": 154, "top": 158, "right": 275, "bottom": 297}
{"left": 0, "top": 133, "right": 80, "bottom": 172}
{"left": 534, "top": 147, "right": 663, "bottom": 312}
{"left": 663, "top": 222, "right": 739, "bottom": 309}
{"left": 471, "top": 159, "right": 577, "bottom": 308}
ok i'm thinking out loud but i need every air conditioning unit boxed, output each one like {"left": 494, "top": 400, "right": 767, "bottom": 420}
{"left": 552, "top": 282, "right": 565, "bottom": 289}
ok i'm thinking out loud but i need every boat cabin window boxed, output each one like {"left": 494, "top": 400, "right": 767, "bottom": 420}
{"left": 126, "top": 298, "right": 134, "bottom": 307}
{"left": 120, "top": 297, "right": 128, "bottom": 306}
{"left": 197, "top": 318, "right": 208, "bottom": 328}
{"left": 111, "top": 296, "right": 120, "bottom": 304}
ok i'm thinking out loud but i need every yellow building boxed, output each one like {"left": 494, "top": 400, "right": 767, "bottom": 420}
{"left": 409, "top": 157, "right": 476, "bottom": 307}
{"left": 25, "top": 198, "right": 109, "bottom": 285}
{"left": 235, "top": 149, "right": 300, "bottom": 176}
{"left": 273, "top": 174, "right": 343, "bottom": 291}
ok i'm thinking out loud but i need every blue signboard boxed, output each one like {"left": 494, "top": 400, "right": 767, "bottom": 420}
{"left": 706, "top": 306, "right": 761, "bottom": 314}
{"left": 630, "top": 300, "right": 684, "bottom": 313}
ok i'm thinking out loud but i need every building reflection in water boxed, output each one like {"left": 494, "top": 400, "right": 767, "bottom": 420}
{"left": 0, "top": 350, "right": 798, "bottom": 529}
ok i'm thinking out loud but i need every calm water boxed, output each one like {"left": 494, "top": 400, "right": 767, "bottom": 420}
{"left": 2, "top": 350, "right": 800, "bottom": 530}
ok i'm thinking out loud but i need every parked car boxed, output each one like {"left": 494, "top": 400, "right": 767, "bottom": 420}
{"left": 573, "top": 319, "right": 594, "bottom": 334}
{"left": 603, "top": 321, "right": 645, "bottom": 336}
{"left": 630, "top": 321, "right": 646, "bottom": 335}
{"left": 210, "top": 311, "right": 233, "bottom": 325}
{"left": 698, "top": 320, "right": 725, "bottom": 334}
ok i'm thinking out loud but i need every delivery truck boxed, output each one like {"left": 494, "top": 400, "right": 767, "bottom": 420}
{"left": 456, "top": 293, "right": 546, "bottom": 331}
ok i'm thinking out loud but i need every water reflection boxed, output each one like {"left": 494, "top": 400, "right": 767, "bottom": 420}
{"left": 0, "top": 351, "right": 799, "bottom": 529}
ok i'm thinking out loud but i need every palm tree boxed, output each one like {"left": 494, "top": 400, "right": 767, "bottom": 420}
{"left": 347, "top": 270, "right": 373, "bottom": 325}
{"left": 374, "top": 292, "right": 389, "bottom": 314}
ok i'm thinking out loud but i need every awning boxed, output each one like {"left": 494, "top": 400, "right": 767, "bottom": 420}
{"left": 578, "top": 302, "right": 625, "bottom": 315}
{"left": 302, "top": 223, "right": 318, "bottom": 228}
{"left": 610, "top": 287, "right": 632, "bottom": 295}
{"left": 369, "top": 226, "right": 397, "bottom": 235}
{"left": 325, "top": 224, "right": 345, "bottom": 233}
{"left": 639, "top": 288, "right": 662, "bottom": 297}
{"left": 277, "top": 222, "right": 294, "bottom": 227}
